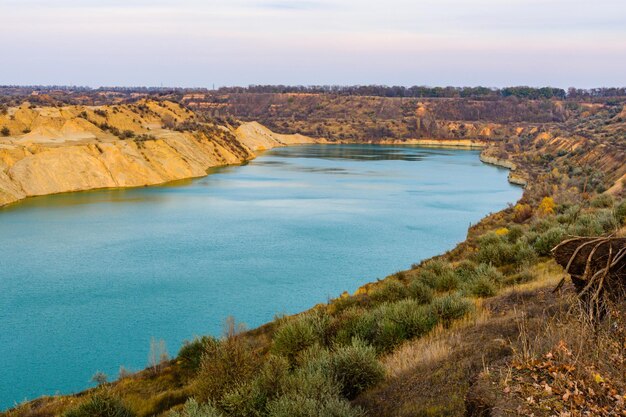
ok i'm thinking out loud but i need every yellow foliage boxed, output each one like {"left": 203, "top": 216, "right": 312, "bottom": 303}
{"left": 354, "top": 287, "right": 368, "bottom": 296}
{"left": 495, "top": 227, "right": 509, "bottom": 236}
{"left": 537, "top": 197, "right": 556, "bottom": 216}
{"left": 513, "top": 203, "right": 533, "bottom": 223}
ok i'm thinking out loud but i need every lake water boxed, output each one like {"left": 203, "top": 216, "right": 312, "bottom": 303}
{"left": 0, "top": 145, "right": 522, "bottom": 409}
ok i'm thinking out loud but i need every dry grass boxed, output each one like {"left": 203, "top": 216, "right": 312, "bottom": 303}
{"left": 382, "top": 303, "right": 491, "bottom": 379}
{"left": 354, "top": 280, "right": 569, "bottom": 416}
{"left": 467, "top": 296, "right": 625, "bottom": 416}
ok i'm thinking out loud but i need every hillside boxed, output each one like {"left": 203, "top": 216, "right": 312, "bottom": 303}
{"left": 1, "top": 92, "right": 625, "bottom": 417}
{"left": 0, "top": 101, "right": 318, "bottom": 207}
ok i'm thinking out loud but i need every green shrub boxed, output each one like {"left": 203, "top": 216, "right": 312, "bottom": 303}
{"left": 596, "top": 209, "right": 619, "bottom": 232}
{"left": 337, "top": 300, "right": 437, "bottom": 351}
{"left": 220, "top": 355, "right": 289, "bottom": 416}
{"left": 465, "top": 277, "right": 497, "bottom": 297}
{"left": 556, "top": 204, "right": 580, "bottom": 225}
{"left": 267, "top": 395, "right": 361, "bottom": 417}
{"left": 568, "top": 213, "right": 603, "bottom": 236}
{"left": 369, "top": 279, "right": 408, "bottom": 303}
{"left": 194, "top": 335, "right": 260, "bottom": 403}
{"left": 431, "top": 269, "right": 460, "bottom": 292}
{"left": 431, "top": 294, "right": 474, "bottom": 325}
{"left": 169, "top": 399, "right": 223, "bottom": 417}
{"left": 387, "top": 300, "right": 438, "bottom": 339}
{"left": 461, "top": 264, "right": 502, "bottom": 298}
{"left": 272, "top": 311, "right": 331, "bottom": 363}
{"left": 474, "top": 233, "right": 512, "bottom": 266}
{"left": 512, "top": 241, "right": 537, "bottom": 267}
{"left": 326, "top": 339, "right": 385, "bottom": 399}
{"left": 418, "top": 260, "right": 459, "bottom": 291}
{"left": 407, "top": 280, "right": 434, "bottom": 304}
{"left": 533, "top": 226, "right": 566, "bottom": 256}
{"left": 506, "top": 225, "right": 525, "bottom": 243}
{"left": 265, "top": 343, "right": 372, "bottom": 417}
{"left": 615, "top": 200, "right": 626, "bottom": 226}
{"left": 475, "top": 233, "right": 536, "bottom": 268}
{"left": 178, "top": 336, "right": 212, "bottom": 373}
{"left": 473, "top": 263, "right": 504, "bottom": 283}
{"left": 531, "top": 217, "right": 561, "bottom": 233}
{"left": 590, "top": 193, "right": 613, "bottom": 208}
{"left": 422, "top": 259, "right": 453, "bottom": 276}
{"left": 64, "top": 391, "right": 135, "bottom": 417}
{"left": 453, "top": 260, "right": 478, "bottom": 282}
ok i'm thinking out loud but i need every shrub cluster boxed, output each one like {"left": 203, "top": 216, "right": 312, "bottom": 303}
{"left": 64, "top": 391, "right": 135, "bottom": 417}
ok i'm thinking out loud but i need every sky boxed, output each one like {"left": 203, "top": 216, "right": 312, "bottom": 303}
{"left": 1, "top": 0, "right": 625, "bottom": 88}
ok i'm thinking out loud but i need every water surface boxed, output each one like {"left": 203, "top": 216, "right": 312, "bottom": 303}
{"left": 0, "top": 145, "right": 522, "bottom": 409}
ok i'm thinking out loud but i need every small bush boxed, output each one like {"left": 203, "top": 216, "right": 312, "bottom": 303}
{"left": 473, "top": 263, "right": 504, "bottom": 283}
{"left": 220, "top": 355, "right": 289, "bottom": 415}
{"left": 265, "top": 342, "right": 372, "bottom": 416}
{"left": 169, "top": 399, "right": 223, "bottom": 417}
{"left": 1, "top": 126, "right": 10, "bottom": 137}
{"left": 64, "top": 391, "right": 135, "bottom": 417}
{"left": 407, "top": 280, "right": 434, "bottom": 304}
{"left": 418, "top": 260, "right": 459, "bottom": 291}
{"left": 533, "top": 226, "right": 566, "bottom": 256}
{"left": 556, "top": 204, "right": 580, "bottom": 225}
{"left": 590, "top": 193, "right": 613, "bottom": 208}
{"left": 466, "top": 277, "right": 497, "bottom": 297}
{"left": 615, "top": 200, "right": 626, "bottom": 226}
{"left": 120, "top": 130, "right": 135, "bottom": 139}
{"left": 327, "top": 339, "right": 385, "bottom": 399}
{"left": 194, "top": 334, "right": 260, "bottom": 403}
{"left": 369, "top": 279, "right": 408, "bottom": 303}
{"left": 431, "top": 294, "right": 474, "bottom": 325}
{"left": 568, "top": 213, "right": 605, "bottom": 236}
{"left": 272, "top": 311, "right": 330, "bottom": 363}
{"left": 338, "top": 300, "right": 436, "bottom": 351}
{"left": 506, "top": 225, "right": 525, "bottom": 243}
{"left": 596, "top": 208, "right": 619, "bottom": 232}
{"left": 476, "top": 232, "right": 536, "bottom": 268}
{"left": 537, "top": 196, "right": 556, "bottom": 216}
{"left": 178, "top": 336, "right": 212, "bottom": 373}
{"left": 462, "top": 264, "right": 502, "bottom": 297}
{"left": 513, "top": 203, "right": 533, "bottom": 223}
{"left": 267, "top": 395, "right": 361, "bottom": 417}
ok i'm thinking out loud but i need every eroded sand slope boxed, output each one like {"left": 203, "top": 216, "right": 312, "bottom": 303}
{"left": 0, "top": 101, "right": 319, "bottom": 207}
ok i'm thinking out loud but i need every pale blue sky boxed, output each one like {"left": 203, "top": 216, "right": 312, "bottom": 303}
{"left": 1, "top": 0, "right": 625, "bottom": 87}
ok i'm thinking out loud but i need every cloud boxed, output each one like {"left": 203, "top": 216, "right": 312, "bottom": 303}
{"left": 255, "top": 1, "right": 330, "bottom": 10}
{"left": 0, "top": 0, "right": 624, "bottom": 87}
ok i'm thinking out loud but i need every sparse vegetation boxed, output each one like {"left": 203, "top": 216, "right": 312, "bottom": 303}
{"left": 1, "top": 89, "right": 625, "bottom": 417}
{"left": 63, "top": 391, "right": 135, "bottom": 417}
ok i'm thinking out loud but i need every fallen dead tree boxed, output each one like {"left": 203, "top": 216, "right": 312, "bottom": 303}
{"left": 552, "top": 237, "right": 626, "bottom": 320}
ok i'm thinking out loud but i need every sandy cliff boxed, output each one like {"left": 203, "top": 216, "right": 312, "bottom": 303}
{"left": 0, "top": 101, "right": 319, "bottom": 207}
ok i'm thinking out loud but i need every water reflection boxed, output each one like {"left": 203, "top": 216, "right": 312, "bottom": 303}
{"left": 268, "top": 144, "right": 448, "bottom": 161}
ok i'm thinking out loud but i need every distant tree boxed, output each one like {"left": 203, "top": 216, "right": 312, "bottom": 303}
{"left": 90, "top": 371, "right": 108, "bottom": 386}
{"left": 148, "top": 337, "right": 169, "bottom": 372}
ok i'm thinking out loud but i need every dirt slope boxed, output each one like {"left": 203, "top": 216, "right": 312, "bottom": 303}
{"left": 0, "top": 102, "right": 318, "bottom": 207}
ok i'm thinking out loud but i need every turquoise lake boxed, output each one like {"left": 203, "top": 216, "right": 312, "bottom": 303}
{"left": 0, "top": 145, "right": 522, "bottom": 409}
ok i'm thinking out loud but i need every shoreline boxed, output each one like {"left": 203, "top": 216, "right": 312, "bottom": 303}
{"left": 0, "top": 140, "right": 524, "bottom": 412}
{"left": 0, "top": 136, "right": 500, "bottom": 209}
